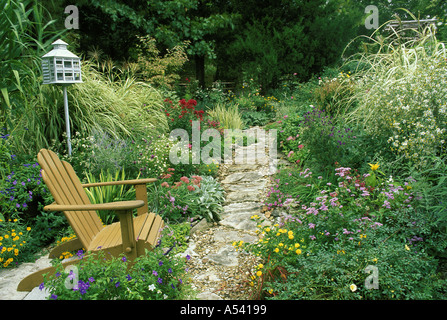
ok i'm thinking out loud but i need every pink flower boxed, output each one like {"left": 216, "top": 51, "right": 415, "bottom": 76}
{"left": 286, "top": 136, "right": 294, "bottom": 141}
{"left": 283, "top": 115, "right": 288, "bottom": 119}
{"left": 162, "top": 173, "right": 172, "bottom": 179}
{"left": 187, "top": 185, "right": 195, "bottom": 191}
{"left": 161, "top": 182, "right": 169, "bottom": 188}
{"left": 298, "top": 144, "right": 304, "bottom": 149}
{"left": 287, "top": 151, "right": 294, "bottom": 158}
{"left": 180, "top": 176, "right": 189, "bottom": 184}
{"left": 191, "top": 175, "right": 202, "bottom": 182}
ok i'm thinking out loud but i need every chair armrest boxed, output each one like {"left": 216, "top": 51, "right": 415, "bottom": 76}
{"left": 81, "top": 178, "right": 156, "bottom": 188}
{"left": 44, "top": 200, "right": 145, "bottom": 212}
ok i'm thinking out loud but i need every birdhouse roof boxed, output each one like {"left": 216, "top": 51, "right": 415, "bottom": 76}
{"left": 42, "top": 39, "right": 80, "bottom": 59}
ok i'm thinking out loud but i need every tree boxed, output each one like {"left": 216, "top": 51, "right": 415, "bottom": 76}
{"left": 75, "top": 0, "right": 233, "bottom": 87}
{"left": 216, "top": 0, "right": 365, "bottom": 91}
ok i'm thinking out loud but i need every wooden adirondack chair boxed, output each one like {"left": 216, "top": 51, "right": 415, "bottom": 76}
{"left": 17, "top": 149, "right": 164, "bottom": 292}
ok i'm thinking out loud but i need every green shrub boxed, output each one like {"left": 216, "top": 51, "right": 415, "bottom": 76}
{"left": 148, "top": 173, "right": 223, "bottom": 223}
{"left": 278, "top": 107, "right": 371, "bottom": 179}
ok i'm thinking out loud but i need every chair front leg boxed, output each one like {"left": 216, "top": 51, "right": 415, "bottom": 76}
{"left": 117, "top": 209, "right": 137, "bottom": 260}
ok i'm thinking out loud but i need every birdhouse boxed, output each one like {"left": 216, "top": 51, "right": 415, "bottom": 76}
{"left": 42, "top": 39, "right": 82, "bottom": 85}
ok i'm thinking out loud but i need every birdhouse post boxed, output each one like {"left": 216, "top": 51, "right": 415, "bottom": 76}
{"left": 41, "top": 39, "right": 82, "bottom": 156}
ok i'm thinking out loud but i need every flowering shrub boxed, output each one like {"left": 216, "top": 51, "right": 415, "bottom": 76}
{"left": 0, "top": 218, "right": 32, "bottom": 268}
{"left": 243, "top": 164, "right": 447, "bottom": 299}
{"left": 56, "top": 131, "right": 173, "bottom": 180}
{"left": 279, "top": 107, "right": 363, "bottom": 176}
{"left": 164, "top": 98, "right": 205, "bottom": 133}
{"left": 42, "top": 240, "right": 192, "bottom": 300}
{"left": 0, "top": 161, "right": 47, "bottom": 219}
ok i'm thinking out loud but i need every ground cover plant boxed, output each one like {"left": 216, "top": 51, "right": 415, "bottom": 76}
{"left": 41, "top": 235, "right": 193, "bottom": 300}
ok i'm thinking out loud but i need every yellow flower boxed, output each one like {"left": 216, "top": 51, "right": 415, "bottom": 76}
{"left": 288, "top": 235, "right": 294, "bottom": 240}
{"left": 296, "top": 249, "right": 302, "bottom": 255}
{"left": 350, "top": 284, "right": 357, "bottom": 292}
{"left": 368, "top": 163, "right": 380, "bottom": 171}
{"left": 26, "top": 227, "right": 31, "bottom": 231}
{"left": 294, "top": 243, "right": 300, "bottom": 248}
{"left": 256, "top": 270, "right": 262, "bottom": 277}
{"left": 258, "top": 264, "right": 264, "bottom": 269}
{"left": 274, "top": 248, "right": 279, "bottom": 253}
{"left": 268, "top": 289, "right": 273, "bottom": 294}
{"left": 372, "top": 258, "right": 378, "bottom": 263}
{"left": 405, "top": 244, "right": 410, "bottom": 251}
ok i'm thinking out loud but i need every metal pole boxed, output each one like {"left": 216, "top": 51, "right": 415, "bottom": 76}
{"left": 63, "top": 86, "right": 72, "bottom": 156}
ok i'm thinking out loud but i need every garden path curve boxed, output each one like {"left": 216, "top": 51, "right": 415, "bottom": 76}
{"left": 183, "top": 126, "right": 282, "bottom": 300}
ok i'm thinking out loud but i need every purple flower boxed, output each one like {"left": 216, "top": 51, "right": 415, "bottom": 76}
{"left": 50, "top": 294, "right": 58, "bottom": 300}
{"left": 115, "top": 282, "right": 120, "bottom": 288}
{"left": 76, "top": 250, "right": 84, "bottom": 259}
{"left": 152, "top": 270, "right": 158, "bottom": 276}
{"left": 157, "top": 278, "right": 163, "bottom": 284}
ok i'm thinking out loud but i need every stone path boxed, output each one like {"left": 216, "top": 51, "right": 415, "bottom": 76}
{"left": 0, "top": 126, "right": 280, "bottom": 300}
{"left": 0, "top": 249, "right": 52, "bottom": 300}
{"left": 184, "top": 126, "right": 279, "bottom": 299}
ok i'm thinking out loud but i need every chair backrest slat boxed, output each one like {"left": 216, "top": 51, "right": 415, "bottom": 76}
{"left": 38, "top": 149, "right": 103, "bottom": 249}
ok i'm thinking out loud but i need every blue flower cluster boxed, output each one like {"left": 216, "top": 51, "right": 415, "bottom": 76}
{"left": 0, "top": 161, "right": 46, "bottom": 217}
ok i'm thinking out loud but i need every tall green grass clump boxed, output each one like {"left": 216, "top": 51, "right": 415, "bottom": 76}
{"left": 12, "top": 60, "right": 168, "bottom": 155}
{"left": 207, "top": 103, "right": 243, "bottom": 130}
{"left": 0, "top": 0, "right": 64, "bottom": 139}
{"left": 339, "top": 15, "right": 447, "bottom": 168}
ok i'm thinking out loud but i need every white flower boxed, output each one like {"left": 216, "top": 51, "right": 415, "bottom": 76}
{"left": 148, "top": 284, "right": 156, "bottom": 291}
{"left": 350, "top": 284, "right": 357, "bottom": 292}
